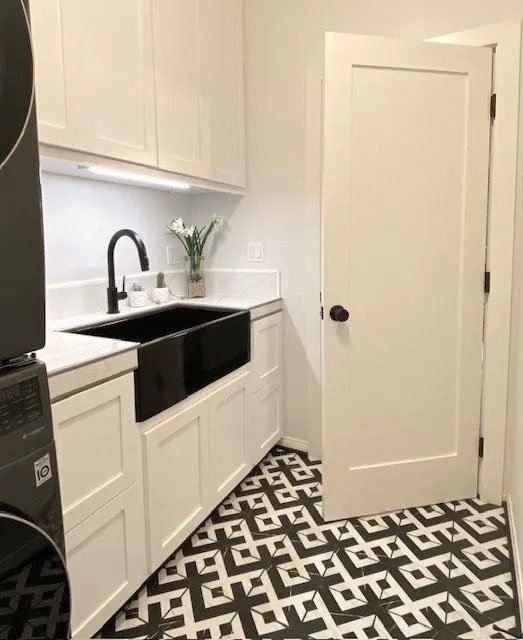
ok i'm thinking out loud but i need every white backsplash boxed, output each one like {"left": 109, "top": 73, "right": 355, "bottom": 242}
{"left": 46, "top": 269, "right": 280, "bottom": 322}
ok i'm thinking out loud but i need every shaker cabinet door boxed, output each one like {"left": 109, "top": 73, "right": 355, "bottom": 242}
{"left": 52, "top": 373, "right": 139, "bottom": 533}
{"left": 31, "top": 0, "right": 157, "bottom": 165}
{"left": 144, "top": 397, "right": 210, "bottom": 571}
{"left": 208, "top": 371, "right": 250, "bottom": 503}
{"left": 29, "top": 0, "right": 78, "bottom": 148}
{"left": 153, "top": 0, "right": 245, "bottom": 186}
{"left": 249, "top": 377, "right": 283, "bottom": 467}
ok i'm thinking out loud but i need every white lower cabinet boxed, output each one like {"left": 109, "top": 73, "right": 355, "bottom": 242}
{"left": 144, "top": 398, "right": 210, "bottom": 570}
{"left": 209, "top": 371, "right": 250, "bottom": 504}
{"left": 66, "top": 483, "right": 147, "bottom": 639}
{"left": 52, "top": 374, "right": 139, "bottom": 533}
{"left": 144, "top": 368, "right": 251, "bottom": 571}
{"left": 250, "top": 377, "right": 283, "bottom": 466}
{"left": 54, "top": 311, "right": 283, "bottom": 634}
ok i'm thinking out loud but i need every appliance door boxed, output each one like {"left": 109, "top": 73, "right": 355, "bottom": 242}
{"left": 0, "top": 514, "right": 70, "bottom": 639}
{"left": 0, "top": 0, "right": 45, "bottom": 361}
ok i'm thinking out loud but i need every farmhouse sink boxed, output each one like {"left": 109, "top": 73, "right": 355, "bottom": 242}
{"left": 66, "top": 305, "right": 250, "bottom": 421}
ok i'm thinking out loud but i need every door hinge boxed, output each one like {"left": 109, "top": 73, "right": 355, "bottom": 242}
{"left": 490, "top": 93, "right": 497, "bottom": 119}
{"left": 479, "top": 437, "right": 485, "bottom": 459}
{"left": 320, "top": 306, "right": 324, "bottom": 320}
{"left": 484, "top": 271, "right": 491, "bottom": 294}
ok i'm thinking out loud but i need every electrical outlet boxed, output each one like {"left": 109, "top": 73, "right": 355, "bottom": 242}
{"left": 247, "top": 242, "right": 265, "bottom": 263}
{"left": 166, "top": 246, "right": 183, "bottom": 266}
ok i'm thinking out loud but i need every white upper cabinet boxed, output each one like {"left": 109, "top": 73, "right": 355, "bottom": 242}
{"left": 198, "top": 0, "right": 245, "bottom": 186}
{"left": 153, "top": 0, "right": 246, "bottom": 186}
{"left": 30, "top": 0, "right": 157, "bottom": 165}
{"left": 153, "top": 0, "right": 202, "bottom": 177}
{"left": 29, "top": 0, "right": 72, "bottom": 147}
{"left": 30, "top": 0, "right": 245, "bottom": 189}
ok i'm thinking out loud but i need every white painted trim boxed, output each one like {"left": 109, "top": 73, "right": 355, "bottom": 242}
{"left": 429, "top": 21, "right": 521, "bottom": 504}
{"left": 504, "top": 493, "right": 523, "bottom": 624}
{"left": 279, "top": 436, "right": 309, "bottom": 453}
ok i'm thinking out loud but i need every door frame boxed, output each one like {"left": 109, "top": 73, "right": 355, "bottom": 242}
{"left": 429, "top": 21, "right": 521, "bottom": 504}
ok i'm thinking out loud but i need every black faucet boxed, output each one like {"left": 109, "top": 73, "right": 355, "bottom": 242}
{"left": 107, "top": 229, "right": 150, "bottom": 314}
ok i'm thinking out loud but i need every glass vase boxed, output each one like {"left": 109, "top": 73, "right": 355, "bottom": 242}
{"left": 185, "top": 254, "right": 205, "bottom": 298}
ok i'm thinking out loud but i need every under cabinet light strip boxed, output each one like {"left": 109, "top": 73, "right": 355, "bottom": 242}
{"left": 85, "top": 166, "right": 192, "bottom": 191}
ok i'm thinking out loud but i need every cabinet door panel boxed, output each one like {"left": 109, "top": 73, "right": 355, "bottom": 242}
{"left": 145, "top": 399, "right": 209, "bottom": 571}
{"left": 66, "top": 484, "right": 147, "bottom": 639}
{"left": 250, "top": 377, "right": 283, "bottom": 466}
{"left": 209, "top": 372, "right": 249, "bottom": 502}
{"left": 29, "top": 0, "right": 73, "bottom": 146}
{"left": 252, "top": 313, "right": 282, "bottom": 392}
{"left": 52, "top": 374, "right": 139, "bottom": 532}
{"left": 153, "top": 0, "right": 202, "bottom": 176}
{"left": 199, "top": 0, "right": 245, "bottom": 186}
{"left": 60, "top": 0, "right": 157, "bottom": 163}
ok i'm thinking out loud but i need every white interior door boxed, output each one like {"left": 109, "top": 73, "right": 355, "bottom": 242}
{"left": 322, "top": 33, "right": 492, "bottom": 521}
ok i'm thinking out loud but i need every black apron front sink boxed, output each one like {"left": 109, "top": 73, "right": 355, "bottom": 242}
{"left": 66, "top": 305, "right": 251, "bottom": 421}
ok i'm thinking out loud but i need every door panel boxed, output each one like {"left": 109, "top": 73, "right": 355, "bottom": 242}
{"left": 153, "top": 0, "right": 202, "bottom": 176}
{"left": 60, "top": 0, "right": 157, "bottom": 164}
{"left": 29, "top": 0, "right": 72, "bottom": 146}
{"left": 52, "top": 374, "right": 138, "bottom": 532}
{"left": 66, "top": 484, "right": 146, "bottom": 639}
{"left": 209, "top": 372, "right": 249, "bottom": 503}
{"left": 250, "top": 377, "right": 283, "bottom": 466}
{"left": 199, "top": 0, "right": 245, "bottom": 186}
{"left": 322, "top": 34, "right": 492, "bottom": 520}
{"left": 144, "top": 398, "right": 209, "bottom": 571}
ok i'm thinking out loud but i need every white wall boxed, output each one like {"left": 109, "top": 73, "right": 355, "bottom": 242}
{"left": 506, "top": 196, "right": 523, "bottom": 600}
{"left": 41, "top": 173, "right": 189, "bottom": 285}
{"left": 191, "top": 0, "right": 523, "bottom": 460}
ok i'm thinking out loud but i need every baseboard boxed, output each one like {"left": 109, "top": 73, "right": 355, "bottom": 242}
{"left": 278, "top": 436, "right": 308, "bottom": 453}
{"left": 505, "top": 493, "right": 523, "bottom": 627}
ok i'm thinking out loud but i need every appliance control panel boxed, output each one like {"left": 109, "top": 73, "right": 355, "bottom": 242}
{"left": 0, "top": 359, "right": 53, "bottom": 466}
{"left": 0, "top": 375, "right": 42, "bottom": 435}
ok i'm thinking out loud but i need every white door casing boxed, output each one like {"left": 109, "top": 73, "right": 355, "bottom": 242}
{"left": 322, "top": 33, "right": 493, "bottom": 520}
{"left": 428, "top": 21, "right": 521, "bottom": 507}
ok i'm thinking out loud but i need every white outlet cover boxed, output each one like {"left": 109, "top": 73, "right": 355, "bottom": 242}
{"left": 247, "top": 242, "right": 265, "bottom": 263}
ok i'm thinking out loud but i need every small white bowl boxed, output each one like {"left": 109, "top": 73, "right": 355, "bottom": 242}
{"left": 129, "top": 289, "right": 149, "bottom": 308}
{"left": 152, "top": 287, "right": 169, "bottom": 304}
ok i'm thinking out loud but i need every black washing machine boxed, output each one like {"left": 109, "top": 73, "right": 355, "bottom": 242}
{"left": 0, "top": 360, "right": 71, "bottom": 639}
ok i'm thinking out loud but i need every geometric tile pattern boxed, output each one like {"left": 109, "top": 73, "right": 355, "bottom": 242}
{"left": 99, "top": 446, "right": 521, "bottom": 639}
{"left": 0, "top": 547, "right": 70, "bottom": 640}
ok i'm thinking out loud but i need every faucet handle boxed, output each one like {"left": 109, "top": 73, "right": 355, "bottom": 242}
{"left": 118, "top": 275, "right": 128, "bottom": 301}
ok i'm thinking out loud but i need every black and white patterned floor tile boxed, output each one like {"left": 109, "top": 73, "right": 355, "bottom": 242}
{"left": 99, "top": 446, "right": 521, "bottom": 639}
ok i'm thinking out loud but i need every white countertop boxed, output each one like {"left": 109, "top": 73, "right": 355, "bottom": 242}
{"left": 37, "top": 331, "right": 139, "bottom": 377}
{"left": 38, "top": 294, "right": 282, "bottom": 378}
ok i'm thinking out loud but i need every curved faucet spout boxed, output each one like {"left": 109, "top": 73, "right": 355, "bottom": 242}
{"left": 107, "top": 229, "right": 150, "bottom": 314}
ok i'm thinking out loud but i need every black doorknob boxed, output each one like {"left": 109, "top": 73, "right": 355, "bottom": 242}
{"left": 330, "top": 305, "right": 350, "bottom": 322}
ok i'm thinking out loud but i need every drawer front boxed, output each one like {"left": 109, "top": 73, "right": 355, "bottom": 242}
{"left": 52, "top": 373, "right": 140, "bottom": 532}
{"left": 144, "top": 398, "right": 210, "bottom": 571}
{"left": 252, "top": 313, "right": 282, "bottom": 392}
{"left": 250, "top": 377, "right": 283, "bottom": 466}
{"left": 209, "top": 371, "right": 250, "bottom": 503}
{"left": 66, "top": 483, "right": 147, "bottom": 639}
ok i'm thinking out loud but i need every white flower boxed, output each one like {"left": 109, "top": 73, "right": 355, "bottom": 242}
{"left": 212, "top": 215, "right": 224, "bottom": 229}
{"left": 184, "top": 226, "right": 196, "bottom": 238}
{"left": 168, "top": 217, "right": 186, "bottom": 235}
